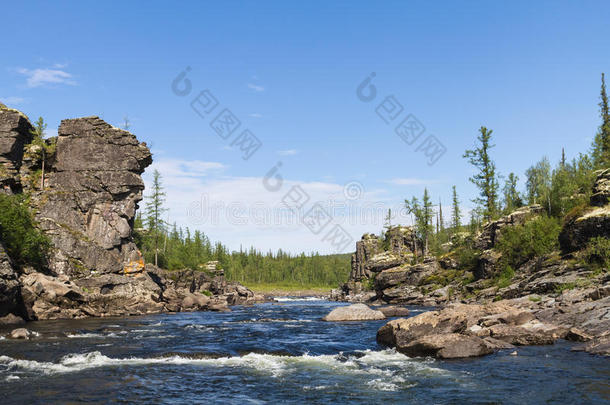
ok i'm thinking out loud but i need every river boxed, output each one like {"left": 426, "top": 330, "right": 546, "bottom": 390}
{"left": 1, "top": 299, "right": 608, "bottom": 404}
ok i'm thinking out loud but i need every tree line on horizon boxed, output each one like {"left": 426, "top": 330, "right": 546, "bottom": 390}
{"left": 134, "top": 171, "right": 351, "bottom": 287}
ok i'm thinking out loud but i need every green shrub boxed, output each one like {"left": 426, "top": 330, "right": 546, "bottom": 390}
{"left": 455, "top": 245, "right": 480, "bottom": 271}
{"left": 496, "top": 215, "right": 561, "bottom": 268}
{"left": 201, "top": 289, "right": 212, "bottom": 297}
{"left": 0, "top": 194, "right": 50, "bottom": 269}
{"left": 583, "top": 236, "right": 610, "bottom": 271}
{"left": 496, "top": 265, "right": 515, "bottom": 288}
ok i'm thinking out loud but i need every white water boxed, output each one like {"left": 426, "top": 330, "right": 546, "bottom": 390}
{"left": 273, "top": 297, "right": 324, "bottom": 302}
{"left": 0, "top": 349, "right": 447, "bottom": 391}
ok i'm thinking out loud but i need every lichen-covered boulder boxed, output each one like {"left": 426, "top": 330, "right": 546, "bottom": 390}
{"left": 559, "top": 204, "right": 610, "bottom": 252}
{"left": 376, "top": 302, "right": 561, "bottom": 358}
{"left": 400, "top": 333, "right": 494, "bottom": 359}
{"left": 559, "top": 169, "right": 610, "bottom": 252}
{"left": 475, "top": 205, "right": 544, "bottom": 250}
{"left": 590, "top": 168, "right": 610, "bottom": 206}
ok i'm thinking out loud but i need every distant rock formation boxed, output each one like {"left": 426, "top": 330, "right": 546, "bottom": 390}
{"left": 0, "top": 106, "right": 263, "bottom": 322}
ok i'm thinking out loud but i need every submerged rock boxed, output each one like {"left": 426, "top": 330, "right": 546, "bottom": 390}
{"left": 322, "top": 304, "right": 385, "bottom": 321}
{"left": 9, "top": 328, "right": 31, "bottom": 339}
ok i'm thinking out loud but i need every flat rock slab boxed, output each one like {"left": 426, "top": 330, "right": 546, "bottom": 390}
{"left": 401, "top": 333, "right": 494, "bottom": 359}
{"left": 377, "top": 306, "right": 410, "bottom": 317}
{"left": 323, "top": 304, "right": 386, "bottom": 321}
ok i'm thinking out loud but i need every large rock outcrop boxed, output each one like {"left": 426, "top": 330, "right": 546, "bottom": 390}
{"left": 0, "top": 108, "right": 263, "bottom": 321}
{"left": 32, "top": 116, "right": 152, "bottom": 277}
{"left": 0, "top": 104, "right": 33, "bottom": 193}
{"left": 376, "top": 302, "right": 564, "bottom": 359}
{"left": 334, "top": 226, "right": 425, "bottom": 302}
{"left": 474, "top": 205, "right": 544, "bottom": 251}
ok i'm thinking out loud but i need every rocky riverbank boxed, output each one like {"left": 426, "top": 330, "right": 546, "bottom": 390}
{"left": 0, "top": 105, "right": 262, "bottom": 325}
{"left": 331, "top": 169, "right": 610, "bottom": 357}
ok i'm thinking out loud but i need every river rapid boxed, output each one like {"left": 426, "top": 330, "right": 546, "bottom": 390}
{"left": 1, "top": 299, "right": 608, "bottom": 404}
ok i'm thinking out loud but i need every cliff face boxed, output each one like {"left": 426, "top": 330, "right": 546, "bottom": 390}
{"left": 0, "top": 105, "right": 33, "bottom": 193}
{"left": 33, "top": 116, "right": 152, "bottom": 276}
{"left": 0, "top": 107, "right": 262, "bottom": 323}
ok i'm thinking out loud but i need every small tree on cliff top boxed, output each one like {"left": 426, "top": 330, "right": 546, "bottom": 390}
{"left": 145, "top": 169, "right": 167, "bottom": 267}
{"left": 30, "top": 117, "right": 55, "bottom": 190}
{"left": 463, "top": 126, "right": 499, "bottom": 223}
{"left": 592, "top": 73, "right": 610, "bottom": 168}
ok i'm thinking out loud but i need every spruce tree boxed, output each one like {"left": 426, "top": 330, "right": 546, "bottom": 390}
{"left": 463, "top": 126, "right": 499, "bottom": 222}
{"left": 451, "top": 186, "right": 461, "bottom": 231}
{"left": 145, "top": 169, "right": 167, "bottom": 267}
{"left": 592, "top": 73, "right": 610, "bottom": 168}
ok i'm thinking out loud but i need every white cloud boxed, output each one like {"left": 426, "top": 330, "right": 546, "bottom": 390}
{"left": 0, "top": 96, "right": 25, "bottom": 105}
{"left": 141, "top": 157, "right": 405, "bottom": 254}
{"left": 277, "top": 149, "right": 298, "bottom": 156}
{"left": 247, "top": 83, "right": 265, "bottom": 92}
{"left": 384, "top": 178, "right": 434, "bottom": 186}
{"left": 248, "top": 113, "right": 263, "bottom": 118}
{"left": 17, "top": 67, "right": 76, "bottom": 88}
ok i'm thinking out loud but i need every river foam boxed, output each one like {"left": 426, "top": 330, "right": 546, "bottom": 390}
{"left": 0, "top": 349, "right": 445, "bottom": 391}
{"left": 273, "top": 297, "right": 324, "bottom": 302}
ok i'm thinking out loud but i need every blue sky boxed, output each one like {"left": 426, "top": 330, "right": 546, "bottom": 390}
{"left": 1, "top": 1, "right": 609, "bottom": 253}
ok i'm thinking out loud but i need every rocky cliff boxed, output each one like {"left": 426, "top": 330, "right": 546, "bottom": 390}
{"left": 0, "top": 105, "right": 262, "bottom": 323}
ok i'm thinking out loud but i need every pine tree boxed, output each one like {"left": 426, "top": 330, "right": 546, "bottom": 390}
{"left": 592, "top": 73, "right": 610, "bottom": 168}
{"left": 145, "top": 169, "right": 167, "bottom": 267}
{"left": 451, "top": 186, "right": 461, "bottom": 231}
{"left": 463, "top": 126, "right": 499, "bottom": 222}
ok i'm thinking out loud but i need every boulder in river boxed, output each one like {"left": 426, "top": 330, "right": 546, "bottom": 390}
{"left": 322, "top": 303, "right": 386, "bottom": 321}
{"left": 9, "top": 328, "right": 31, "bottom": 339}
